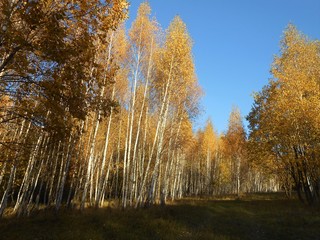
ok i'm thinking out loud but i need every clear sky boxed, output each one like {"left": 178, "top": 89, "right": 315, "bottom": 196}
{"left": 126, "top": 0, "right": 320, "bottom": 134}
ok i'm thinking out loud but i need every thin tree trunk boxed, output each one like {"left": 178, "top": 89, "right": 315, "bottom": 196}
{"left": 95, "top": 86, "right": 115, "bottom": 207}
{"left": 13, "top": 132, "right": 43, "bottom": 214}
{"left": 56, "top": 136, "right": 75, "bottom": 210}
{"left": 135, "top": 55, "right": 174, "bottom": 208}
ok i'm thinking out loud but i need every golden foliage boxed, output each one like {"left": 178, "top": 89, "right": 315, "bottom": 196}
{"left": 248, "top": 25, "right": 320, "bottom": 204}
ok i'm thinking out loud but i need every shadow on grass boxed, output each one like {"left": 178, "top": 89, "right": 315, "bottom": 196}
{"left": 0, "top": 193, "right": 319, "bottom": 240}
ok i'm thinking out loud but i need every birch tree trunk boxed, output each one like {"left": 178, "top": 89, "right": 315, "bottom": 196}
{"left": 135, "top": 56, "right": 174, "bottom": 208}
{"left": 95, "top": 86, "right": 115, "bottom": 207}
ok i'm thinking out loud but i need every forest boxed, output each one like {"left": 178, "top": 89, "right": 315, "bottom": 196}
{"left": 0, "top": 0, "right": 320, "bottom": 224}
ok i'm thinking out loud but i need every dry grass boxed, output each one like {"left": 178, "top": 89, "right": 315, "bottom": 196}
{"left": 0, "top": 193, "right": 319, "bottom": 240}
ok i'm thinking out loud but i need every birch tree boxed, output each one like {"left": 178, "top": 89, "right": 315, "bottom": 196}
{"left": 247, "top": 25, "right": 320, "bottom": 204}
{"left": 224, "top": 107, "right": 247, "bottom": 197}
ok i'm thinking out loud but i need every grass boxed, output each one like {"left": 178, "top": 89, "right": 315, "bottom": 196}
{"left": 0, "top": 193, "right": 319, "bottom": 240}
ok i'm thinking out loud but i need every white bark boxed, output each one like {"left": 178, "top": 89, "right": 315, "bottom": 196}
{"left": 136, "top": 55, "right": 174, "bottom": 207}
{"left": 95, "top": 86, "right": 115, "bottom": 206}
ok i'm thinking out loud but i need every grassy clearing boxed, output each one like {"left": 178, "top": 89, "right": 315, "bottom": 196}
{"left": 0, "top": 193, "right": 319, "bottom": 240}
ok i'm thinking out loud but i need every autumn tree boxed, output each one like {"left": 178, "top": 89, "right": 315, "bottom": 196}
{"left": 247, "top": 25, "right": 320, "bottom": 205}
{"left": 0, "top": 0, "right": 127, "bottom": 130}
{"left": 0, "top": 0, "right": 128, "bottom": 216}
{"left": 140, "top": 16, "right": 201, "bottom": 206}
{"left": 223, "top": 107, "right": 247, "bottom": 197}
{"left": 121, "top": 2, "right": 158, "bottom": 207}
{"left": 191, "top": 119, "right": 218, "bottom": 195}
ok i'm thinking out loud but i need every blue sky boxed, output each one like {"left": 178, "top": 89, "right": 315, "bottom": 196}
{"left": 127, "top": 0, "right": 320, "bottom": 134}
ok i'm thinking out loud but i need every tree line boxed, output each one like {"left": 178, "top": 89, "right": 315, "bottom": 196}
{"left": 0, "top": 1, "right": 317, "bottom": 217}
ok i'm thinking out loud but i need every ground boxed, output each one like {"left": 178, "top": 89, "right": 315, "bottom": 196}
{"left": 0, "top": 193, "right": 319, "bottom": 240}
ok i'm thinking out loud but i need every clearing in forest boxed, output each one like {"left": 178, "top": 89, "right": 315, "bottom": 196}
{"left": 1, "top": 193, "right": 319, "bottom": 240}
